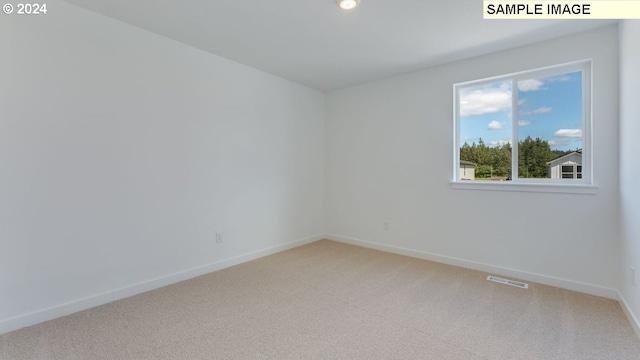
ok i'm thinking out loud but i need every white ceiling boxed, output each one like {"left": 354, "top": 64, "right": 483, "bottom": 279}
{"left": 62, "top": 0, "right": 616, "bottom": 91}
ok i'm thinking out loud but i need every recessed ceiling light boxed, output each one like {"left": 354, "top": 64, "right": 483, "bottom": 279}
{"left": 337, "top": 0, "right": 360, "bottom": 10}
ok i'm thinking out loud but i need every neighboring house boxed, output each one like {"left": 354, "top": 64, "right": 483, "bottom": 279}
{"left": 547, "top": 151, "right": 582, "bottom": 179}
{"left": 460, "top": 160, "right": 476, "bottom": 180}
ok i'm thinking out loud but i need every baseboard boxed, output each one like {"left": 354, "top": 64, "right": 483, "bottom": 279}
{"left": 325, "top": 234, "right": 618, "bottom": 300}
{"left": 0, "top": 234, "right": 324, "bottom": 335}
{"left": 618, "top": 291, "right": 640, "bottom": 339}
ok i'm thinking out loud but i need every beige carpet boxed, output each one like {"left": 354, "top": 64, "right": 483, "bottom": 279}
{"left": 2, "top": 240, "right": 639, "bottom": 360}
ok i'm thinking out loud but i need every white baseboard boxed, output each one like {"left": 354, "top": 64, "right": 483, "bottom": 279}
{"left": 0, "top": 234, "right": 324, "bottom": 335}
{"left": 325, "top": 234, "right": 618, "bottom": 300}
{"left": 618, "top": 291, "right": 640, "bottom": 339}
{"left": 2, "top": 233, "right": 625, "bottom": 336}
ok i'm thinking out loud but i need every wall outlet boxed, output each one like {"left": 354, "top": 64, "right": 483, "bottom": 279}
{"left": 631, "top": 267, "right": 636, "bottom": 287}
{"left": 216, "top": 232, "right": 223, "bottom": 244}
{"left": 383, "top": 221, "right": 389, "bottom": 231}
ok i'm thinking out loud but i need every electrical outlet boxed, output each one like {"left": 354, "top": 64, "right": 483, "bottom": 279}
{"left": 216, "top": 232, "right": 223, "bottom": 244}
{"left": 631, "top": 267, "right": 636, "bottom": 287}
{"left": 383, "top": 221, "right": 389, "bottom": 231}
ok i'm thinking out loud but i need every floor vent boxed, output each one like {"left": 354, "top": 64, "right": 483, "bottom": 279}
{"left": 487, "top": 275, "right": 529, "bottom": 289}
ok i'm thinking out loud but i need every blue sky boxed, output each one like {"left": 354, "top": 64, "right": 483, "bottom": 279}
{"left": 459, "top": 71, "right": 583, "bottom": 151}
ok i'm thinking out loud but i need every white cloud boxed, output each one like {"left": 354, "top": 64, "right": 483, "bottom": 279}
{"left": 548, "top": 139, "right": 570, "bottom": 147}
{"left": 548, "top": 74, "right": 571, "bottom": 83}
{"left": 518, "top": 79, "right": 544, "bottom": 92}
{"left": 488, "top": 139, "right": 512, "bottom": 147}
{"left": 519, "top": 107, "right": 551, "bottom": 116}
{"left": 488, "top": 120, "right": 504, "bottom": 130}
{"left": 533, "top": 107, "right": 552, "bottom": 114}
{"left": 460, "top": 84, "right": 511, "bottom": 116}
{"left": 518, "top": 120, "right": 532, "bottom": 126}
{"left": 554, "top": 129, "right": 582, "bottom": 138}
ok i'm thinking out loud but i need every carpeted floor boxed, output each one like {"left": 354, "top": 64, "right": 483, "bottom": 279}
{"left": 2, "top": 239, "right": 640, "bottom": 360}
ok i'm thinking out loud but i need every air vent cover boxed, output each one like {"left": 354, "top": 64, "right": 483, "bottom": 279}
{"left": 487, "top": 275, "right": 529, "bottom": 289}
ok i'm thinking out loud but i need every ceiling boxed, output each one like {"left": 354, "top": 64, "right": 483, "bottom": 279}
{"left": 61, "top": 0, "right": 616, "bottom": 91}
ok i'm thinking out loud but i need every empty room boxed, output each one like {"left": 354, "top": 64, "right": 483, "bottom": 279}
{"left": 2, "top": 0, "right": 640, "bottom": 359}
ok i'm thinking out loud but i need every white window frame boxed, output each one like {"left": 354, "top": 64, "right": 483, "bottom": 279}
{"left": 451, "top": 60, "right": 597, "bottom": 194}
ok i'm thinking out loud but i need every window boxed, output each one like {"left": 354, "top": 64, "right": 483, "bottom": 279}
{"left": 453, "top": 60, "right": 593, "bottom": 192}
{"left": 561, "top": 164, "right": 582, "bottom": 179}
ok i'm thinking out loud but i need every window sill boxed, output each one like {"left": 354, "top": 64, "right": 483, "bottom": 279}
{"left": 450, "top": 181, "right": 598, "bottom": 194}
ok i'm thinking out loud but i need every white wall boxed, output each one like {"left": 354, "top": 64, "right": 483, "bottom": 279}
{"left": 619, "top": 20, "right": 640, "bottom": 333}
{"left": 0, "top": 2, "right": 628, "bottom": 335}
{"left": 0, "top": 0, "right": 325, "bottom": 333}
{"left": 325, "top": 26, "right": 620, "bottom": 297}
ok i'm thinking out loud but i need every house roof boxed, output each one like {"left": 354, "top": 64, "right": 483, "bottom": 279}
{"left": 460, "top": 160, "right": 476, "bottom": 167}
{"left": 546, "top": 151, "right": 582, "bottom": 166}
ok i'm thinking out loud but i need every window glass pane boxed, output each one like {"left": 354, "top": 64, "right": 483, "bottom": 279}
{"left": 562, "top": 165, "right": 573, "bottom": 172}
{"left": 459, "top": 81, "right": 512, "bottom": 181}
{"left": 577, "top": 165, "right": 582, "bottom": 173}
{"left": 562, "top": 174, "right": 574, "bottom": 179}
{"left": 517, "top": 71, "right": 583, "bottom": 179}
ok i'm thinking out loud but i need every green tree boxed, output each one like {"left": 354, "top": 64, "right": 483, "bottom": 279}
{"left": 518, "top": 136, "right": 553, "bottom": 178}
{"left": 475, "top": 165, "right": 492, "bottom": 179}
{"left": 460, "top": 137, "right": 555, "bottom": 179}
{"left": 460, "top": 142, "right": 473, "bottom": 163}
{"left": 460, "top": 139, "right": 512, "bottom": 179}
{"left": 472, "top": 138, "right": 491, "bottom": 166}
{"left": 490, "top": 143, "right": 511, "bottom": 178}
